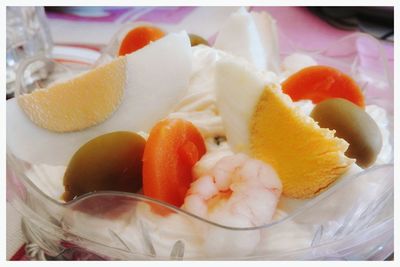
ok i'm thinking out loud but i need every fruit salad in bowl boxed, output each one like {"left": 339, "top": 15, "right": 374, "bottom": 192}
{"left": 6, "top": 8, "right": 393, "bottom": 260}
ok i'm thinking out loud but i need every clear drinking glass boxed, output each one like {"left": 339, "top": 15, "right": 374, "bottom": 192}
{"left": 6, "top": 6, "right": 53, "bottom": 98}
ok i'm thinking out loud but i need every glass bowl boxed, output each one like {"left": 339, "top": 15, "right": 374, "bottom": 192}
{"left": 6, "top": 30, "right": 393, "bottom": 260}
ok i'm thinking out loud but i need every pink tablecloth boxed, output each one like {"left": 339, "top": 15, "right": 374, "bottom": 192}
{"left": 7, "top": 6, "right": 393, "bottom": 260}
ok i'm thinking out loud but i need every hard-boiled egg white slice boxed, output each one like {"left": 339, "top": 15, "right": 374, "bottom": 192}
{"left": 7, "top": 32, "right": 192, "bottom": 166}
{"left": 214, "top": 7, "right": 280, "bottom": 73}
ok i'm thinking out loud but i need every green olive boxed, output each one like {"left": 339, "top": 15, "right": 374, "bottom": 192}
{"left": 63, "top": 131, "right": 146, "bottom": 202}
{"left": 189, "top": 33, "right": 209, "bottom": 47}
{"left": 310, "top": 98, "right": 382, "bottom": 168}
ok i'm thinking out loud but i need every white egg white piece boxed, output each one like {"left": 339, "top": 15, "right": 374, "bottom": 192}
{"left": 215, "top": 58, "right": 279, "bottom": 153}
{"left": 250, "top": 10, "right": 280, "bottom": 73}
{"left": 214, "top": 7, "right": 280, "bottom": 73}
{"left": 7, "top": 32, "right": 192, "bottom": 166}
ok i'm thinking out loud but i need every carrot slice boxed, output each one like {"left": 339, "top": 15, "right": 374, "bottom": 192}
{"left": 118, "top": 26, "right": 165, "bottom": 56}
{"left": 142, "top": 119, "right": 206, "bottom": 211}
{"left": 282, "top": 65, "right": 365, "bottom": 108}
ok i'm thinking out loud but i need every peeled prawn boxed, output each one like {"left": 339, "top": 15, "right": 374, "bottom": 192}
{"left": 181, "top": 153, "right": 282, "bottom": 257}
{"left": 182, "top": 153, "right": 282, "bottom": 228}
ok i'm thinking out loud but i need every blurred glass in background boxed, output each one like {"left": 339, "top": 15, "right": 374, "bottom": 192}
{"left": 6, "top": 7, "right": 53, "bottom": 99}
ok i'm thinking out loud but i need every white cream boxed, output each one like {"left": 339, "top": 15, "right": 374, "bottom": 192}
{"left": 167, "top": 45, "right": 224, "bottom": 142}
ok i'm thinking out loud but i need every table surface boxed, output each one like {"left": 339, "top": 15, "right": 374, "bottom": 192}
{"left": 6, "top": 6, "right": 394, "bottom": 260}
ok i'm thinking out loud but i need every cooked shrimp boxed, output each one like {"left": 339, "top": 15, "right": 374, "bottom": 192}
{"left": 182, "top": 153, "right": 282, "bottom": 228}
